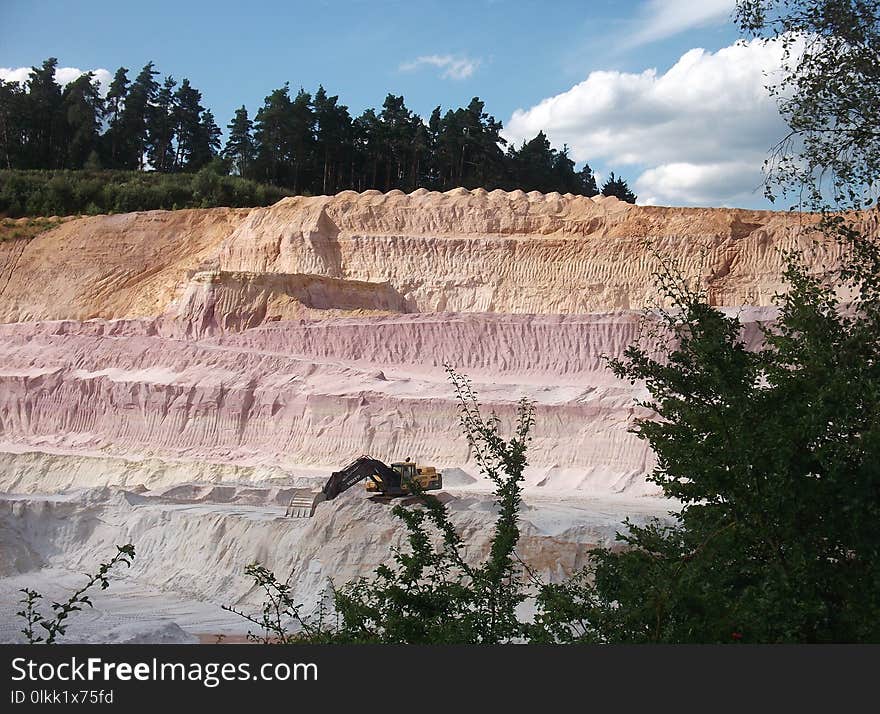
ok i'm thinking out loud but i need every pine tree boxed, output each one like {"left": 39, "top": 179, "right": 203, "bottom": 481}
{"left": 434, "top": 108, "right": 461, "bottom": 189}
{"left": 551, "top": 144, "right": 581, "bottom": 194}
{"left": 147, "top": 76, "right": 177, "bottom": 172}
{"left": 508, "top": 132, "right": 557, "bottom": 192}
{"left": 352, "top": 108, "right": 381, "bottom": 191}
{"left": 0, "top": 62, "right": 631, "bottom": 199}
{"left": 190, "top": 109, "right": 221, "bottom": 170}
{"left": 408, "top": 118, "right": 429, "bottom": 191}
{"left": 253, "top": 84, "right": 294, "bottom": 186}
{"left": 223, "top": 106, "right": 255, "bottom": 178}
{"left": 378, "top": 94, "right": 417, "bottom": 190}
{"left": 288, "top": 89, "right": 315, "bottom": 193}
{"left": 601, "top": 172, "right": 637, "bottom": 203}
{"left": 61, "top": 73, "right": 104, "bottom": 169}
{"left": 313, "top": 86, "right": 352, "bottom": 194}
{"left": 578, "top": 163, "right": 599, "bottom": 196}
{"left": 25, "top": 58, "right": 64, "bottom": 169}
{"left": 424, "top": 106, "right": 443, "bottom": 189}
{"left": 460, "top": 97, "right": 506, "bottom": 188}
{"left": 171, "top": 78, "right": 205, "bottom": 170}
{"left": 118, "top": 62, "right": 158, "bottom": 169}
{"left": 103, "top": 67, "right": 129, "bottom": 168}
{"left": 0, "top": 79, "right": 27, "bottom": 169}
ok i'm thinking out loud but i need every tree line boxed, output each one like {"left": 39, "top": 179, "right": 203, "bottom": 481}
{"left": 0, "top": 58, "right": 637, "bottom": 202}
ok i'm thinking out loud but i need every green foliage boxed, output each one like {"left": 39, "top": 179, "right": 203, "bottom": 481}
{"left": 61, "top": 73, "right": 104, "bottom": 169}
{"left": 222, "top": 0, "right": 879, "bottom": 646}
{"left": 422, "top": 97, "right": 507, "bottom": 192}
{"left": 24, "top": 58, "right": 65, "bottom": 170}
{"left": 503, "top": 132, "right": 590, "bottom": 195}
{"left": 228, "top": 237, "right": 879, "bottom": 644}
{"left": 116, "top": 63, "right": 159, "bottom": 170}
{"left": 0, "top": 169, "right": 291, "bottom": 216}
{"left": 601, "top": 172, "right": 638, "bottom": 203}
{"left": 0, "top": 216, "right": 61, "bottom": 241}
{"left": 326, "top": 368, "right": 535, "bottom": 643}
{"left": 579, "top": 163, "right": 599, "bottom": 197}
{"left": 0, "top": 59, "right": 222, "bottom": 173}
{"left": 531, "top": 247, "right": 880, "bottom": 642}
{"left": 172, "top": 79, "right": 216, "bottom": 172}
{"left": 221, "top": 563, "right": 335, "bottom": 643}
{"left": 17, "top": 544, "right": 136, "bottom": 644}
{"left": 0, "top": 56, "right": 627, "bottom": 197}
{"left": 223, "top": 106, "right": 256, "bottom": 177}
{"left": 147, "top": 76, "right": 178, "bottom": 173}
{"left": 736, "top": 0, "right": 880, "bottom": 210}
{"left": 529, "top": 0, "right": 880, "bottom": 645}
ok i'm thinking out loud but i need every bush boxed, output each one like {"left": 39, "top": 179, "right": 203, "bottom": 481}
{"left": 530, "top": 245, "right": 880, "bottom": 643}
{"left": 0, "top": 169, "right": 292, "bottom": 217}
{"left": 17, "top": 544, "right": 136, "bottom": 644}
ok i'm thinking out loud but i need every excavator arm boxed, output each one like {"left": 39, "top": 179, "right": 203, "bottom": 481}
{"left": 286, "top": 455, "right": 402, "bottom": 518}
{"left": 321, "top": 456, "right": 401, "bottom": 500}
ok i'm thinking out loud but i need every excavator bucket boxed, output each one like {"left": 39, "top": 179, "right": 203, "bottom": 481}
{"left": 285, "top": 489, "right": 326, "bottom": 518}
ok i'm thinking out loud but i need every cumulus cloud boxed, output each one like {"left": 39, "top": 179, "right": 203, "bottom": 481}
{"left": 399, "top": 54, "right": 480, "bottom": 80}
{"left": 627, "top": 0, "right": 737, "bottom": 47}
{"left": 635, "top": 161, "right": 762, "bottom": 206}
{"left": 503, "top": 39, "right": 793, "bottom": 207}
{"left": 0, "top": 65, "right": 113, "bottom": 95}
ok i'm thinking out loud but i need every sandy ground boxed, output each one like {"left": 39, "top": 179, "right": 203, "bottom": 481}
{"left": 0, "top": 482, "right": 673, "bottom": 644}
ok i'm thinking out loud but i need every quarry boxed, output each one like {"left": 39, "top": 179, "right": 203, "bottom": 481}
{"left": 0, "top": 188, "right": 850, "bottom": 643}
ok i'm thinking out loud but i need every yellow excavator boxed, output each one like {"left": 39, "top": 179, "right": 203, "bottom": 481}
{"left": 286, "top": 455, "right": 443, "bottom": 518}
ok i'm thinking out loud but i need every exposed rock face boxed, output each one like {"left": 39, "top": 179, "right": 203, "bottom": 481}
{"left": 0, "top": 189, "right": 866, "bottom": 640}
{"left": 217, "top": 192, "right": 836, "bottom": 313}
{"left": 0, "top": 305, "right": 774, "bottom": 495}
{"left": 0, "top": 190, "right": 841, "bottom": 479}
{"left": 0, "top": 189, "right": 846, "bottom": 325}
{"left": 173, "top": 270, "right": 406, "bottom": 336}
{"left": 0, "top": 313, "right": 655, "bottom": 493}
{"left": 0, "top": 190, "right": 850, "bottom": 491}
{"left": 0, "top": 208, "right": 248, "bottom": 323}
{"left": 0, "top": 485, "right": 672, "bottom": 642}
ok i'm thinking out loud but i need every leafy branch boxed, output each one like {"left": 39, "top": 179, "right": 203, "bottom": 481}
{"left": 17, "top": 544, "right": 136, "bottom": 644}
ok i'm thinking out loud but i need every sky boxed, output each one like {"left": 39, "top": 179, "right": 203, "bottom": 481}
{"left": 0, "top": 0, "right": 792, "bottom": 209}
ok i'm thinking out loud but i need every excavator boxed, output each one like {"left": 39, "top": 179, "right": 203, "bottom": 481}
{"left": 285, "top": 456, "right": 443, "bottom": 518}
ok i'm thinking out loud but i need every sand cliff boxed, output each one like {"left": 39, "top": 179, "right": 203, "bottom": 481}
{"left": 0, "top": 189, "right": 862, "bottom": 641}
{"left": 0, "top": 189, "right": 847, "bottom": 325}
{"left": 0, "top": 189, "right": 842, "bottom": 487}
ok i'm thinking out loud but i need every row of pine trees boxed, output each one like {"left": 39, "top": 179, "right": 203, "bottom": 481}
{"left": 0, "top": 58, "right": 637, "bottom": 201}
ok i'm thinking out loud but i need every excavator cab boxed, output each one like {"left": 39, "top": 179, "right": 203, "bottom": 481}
{"left": 365, "top": 459, "right": 442, "bottom": 494}
{"left": 395, "top": 461, "right": 418, "bottom": 484}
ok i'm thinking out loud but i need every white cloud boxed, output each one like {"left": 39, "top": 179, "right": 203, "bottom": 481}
{"left": 635, "top": 161, "right": 762, "bottom": 206}
{"left": 627, "top": 0, "right": 737, "bottom": 47}
{"left": 0, "top": 67, "right": 31, "bottom": 85}
{"left": 503, "top": 39, "right": 794, "bottom": 207}
{"left": 399, "top": 54, "right": 480, "bottom": 80}
{"left": 0, "top": 66, "right": 113, "bottom": 95}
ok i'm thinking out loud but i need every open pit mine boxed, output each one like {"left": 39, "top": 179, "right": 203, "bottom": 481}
{"left": 0, "top": 188, "right": 848, "bottom": 642}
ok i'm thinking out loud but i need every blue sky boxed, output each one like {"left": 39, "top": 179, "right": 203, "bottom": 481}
{"left": 0, "top": 0, "right": 790, "bottom": 209}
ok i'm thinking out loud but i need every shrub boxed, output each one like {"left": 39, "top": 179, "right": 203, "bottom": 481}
{"left": 0, "top": 169, "right": 292, "bottom": 217}
{"left": 17, "top": 544, "right": 136, "bottom": 644}
{"left": 530, "top": 247, "right": 880, "bottom": 643}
